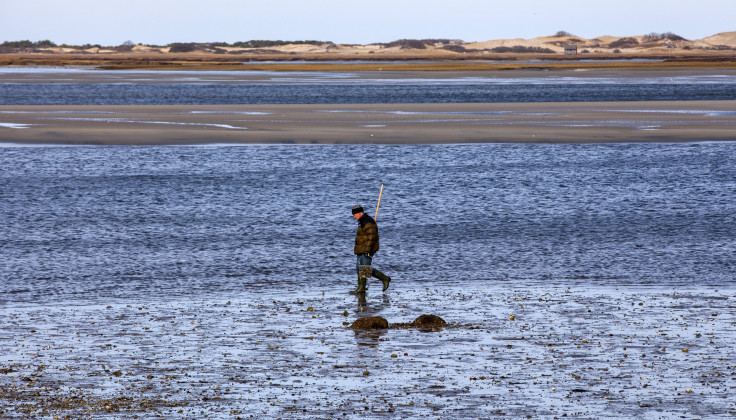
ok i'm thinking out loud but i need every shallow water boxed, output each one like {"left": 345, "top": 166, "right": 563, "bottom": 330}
{"left": 1, "top": 143, "right": 735, "bottom": 417}
{"left": 2, "top": 68, "right": 736, "bottom": 104}
{"left": 2, "top": 143, "right": 735, "bottom": 304}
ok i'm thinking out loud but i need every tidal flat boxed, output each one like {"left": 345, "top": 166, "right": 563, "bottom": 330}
{"left": 2, "top": 101, "right": 736, "bottom": 145}
{"left": 1, "top": 284, "right": 734, "bottom": 418}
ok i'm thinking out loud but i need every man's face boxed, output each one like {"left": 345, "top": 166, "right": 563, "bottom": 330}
{"left": 353, "top": 212, "right": 363, "bottom": 221}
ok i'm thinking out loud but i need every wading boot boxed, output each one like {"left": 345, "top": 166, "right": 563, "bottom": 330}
{"left": 350, "top": 276, "right": 367, "bottom": 294}
{"left": 373, "top": 270, "right": 391, "bottom": 292}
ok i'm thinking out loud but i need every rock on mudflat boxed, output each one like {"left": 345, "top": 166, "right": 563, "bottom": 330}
{"left": 410, "top": 314, "right": 447, "bottom": 328}
{"left": 350, "top": 316, "right": 389, "bottom": 330}
{"left": 349, "top": 314, "right": 447, "bottom": 330}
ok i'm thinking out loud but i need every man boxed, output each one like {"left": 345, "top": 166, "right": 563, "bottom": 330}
{"left": 351, "top": 204, "right": 391, "bottom": 294}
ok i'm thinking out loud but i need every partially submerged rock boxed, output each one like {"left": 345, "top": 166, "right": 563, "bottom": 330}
{"left": 410, "top": 314, "right": 447, "bottom": 328}
{"left": 350, "top": 316, "right": 389, "bottom": 330}
{"left": 350, "top": 314, "right": 448, "bottom": 330}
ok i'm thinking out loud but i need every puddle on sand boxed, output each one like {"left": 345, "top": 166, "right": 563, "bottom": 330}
{"left": 1, "top": 284, "right": 735, "bottom": 418}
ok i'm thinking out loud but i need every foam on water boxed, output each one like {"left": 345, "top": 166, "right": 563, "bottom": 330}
{"left": 188, "top": 111, "right": 272, "bottom": 115}
{"left": 45, "top": 117, "right": 248, "bottom": 130}
{"left": 0, "top": 122, "right": 33, "bottom": 129}
{"left": 596, "top": 109, "right": 736, "bottom": 117}
{"left": 0, "top": 110, "right": 115, "bottom": 114}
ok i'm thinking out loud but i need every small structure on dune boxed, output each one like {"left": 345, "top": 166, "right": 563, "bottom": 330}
{"left": 564, "top": 44, "right": 578, "bottom": 55}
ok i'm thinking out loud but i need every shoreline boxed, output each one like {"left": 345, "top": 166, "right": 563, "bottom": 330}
{"left": 2, "top": 101, "right": 736, "bottom": 145}
{"left": 2, "top": 50, "right": 736, "bottom": 72}
{"left": 2, "top": 61, "right": 736, "bottom": 73}
{"left": 3, "top": 66, "right": 736, "bottom": 83}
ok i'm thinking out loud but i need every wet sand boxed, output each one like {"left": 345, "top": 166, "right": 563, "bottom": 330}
{"left": 1, "top": 285, "right": 734, "bottom": 418}
{"left": 2, "top": 101, "right": 736, "bottom": 144}
{"left": 3, "top": 67, "right": 736, "bottom": 83}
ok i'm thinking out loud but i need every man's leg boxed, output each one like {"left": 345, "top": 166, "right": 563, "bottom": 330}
{"left": 355, "top": 276, "right": 367, "bottom": 294}
{"left": 350, "top": 255, "right": 368, "bottom": 294}
{"left": 372, "top": 268, "right": 391, "bottom": 292}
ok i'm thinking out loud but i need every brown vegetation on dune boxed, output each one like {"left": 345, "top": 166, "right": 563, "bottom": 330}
{"left": 1, "top": 52, "right": 736, "bottom": 72}
{"left": 1, "top": 32, "right": 735, "bottom": 71}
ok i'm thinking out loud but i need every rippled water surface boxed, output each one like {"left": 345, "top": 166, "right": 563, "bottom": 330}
{"left": 2, "top": 68, "right": 736, "bottom": 104}
{"left": 2, "top": 143, "right": 734, "bottom": 304}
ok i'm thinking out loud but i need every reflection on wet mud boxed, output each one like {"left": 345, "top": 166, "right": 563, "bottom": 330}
{"left": 2, "top": 285, "right": 734, "bottom": 418}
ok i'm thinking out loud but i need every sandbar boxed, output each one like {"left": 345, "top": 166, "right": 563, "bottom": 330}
{"left": 1, "top": 101, "right": 736, "bottom": 144}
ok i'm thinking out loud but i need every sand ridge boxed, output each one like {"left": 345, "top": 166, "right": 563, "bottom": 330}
{"left": 2, "top": 101, "right": 736, "bottom": 145}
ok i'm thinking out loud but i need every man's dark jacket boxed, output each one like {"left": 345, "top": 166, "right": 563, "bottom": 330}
{"left": 354, "top": 213, "right": 379, "bottom": 255}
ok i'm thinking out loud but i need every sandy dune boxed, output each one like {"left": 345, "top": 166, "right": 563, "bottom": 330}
{"left": 9, "top": 31, "right": 735, "bottom": 60}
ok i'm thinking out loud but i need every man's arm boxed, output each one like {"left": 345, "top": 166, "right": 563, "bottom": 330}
{"left": 363, "top": 222, "right": 378, "bottom": 254}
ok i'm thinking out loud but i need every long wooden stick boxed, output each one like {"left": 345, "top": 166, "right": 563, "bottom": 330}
{"left": 375, "top": 184, "right": 384, "bottom": 222}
